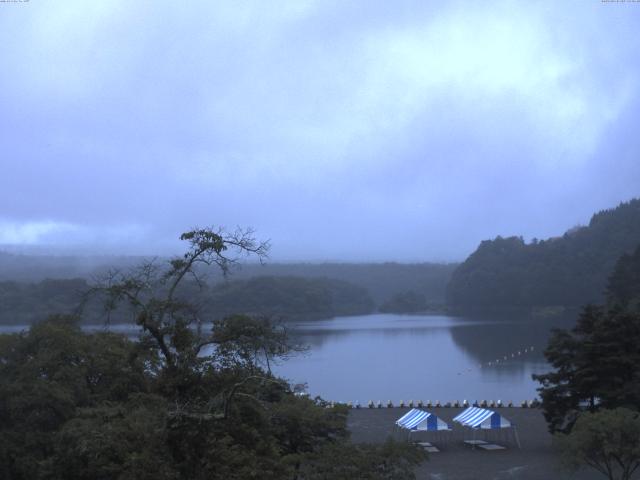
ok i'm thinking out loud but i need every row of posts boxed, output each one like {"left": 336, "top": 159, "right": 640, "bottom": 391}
{"left": 329, "top": 399, "right": 541, "bottom": 409}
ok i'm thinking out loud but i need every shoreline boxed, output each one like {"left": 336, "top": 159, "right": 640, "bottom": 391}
{"left": 347, "top": 407, "right": 601, "bottom": 479}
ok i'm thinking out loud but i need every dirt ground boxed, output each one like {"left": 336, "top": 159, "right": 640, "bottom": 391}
{"left": 347, "top": 407, "right": 610, "bottom": 480}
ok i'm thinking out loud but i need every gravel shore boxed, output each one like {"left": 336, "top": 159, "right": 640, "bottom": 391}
{"left": 348, "top": 407, "right": 606, "bottom": 480}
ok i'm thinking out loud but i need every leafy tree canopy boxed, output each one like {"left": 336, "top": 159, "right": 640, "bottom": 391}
{"left": 0, "top": 227, "right": 424, "bottom": 480}
{"left": 533, "top": 306, "right": 640, "bottom": 433}
{"left": 557, "top": 408, "right": 640, "bottom": 480}
{"left": 607, "top": 244, "right": 640, "bottom": 312}
{"left": 534, "top": 243, "right": 640, "bottom": 433}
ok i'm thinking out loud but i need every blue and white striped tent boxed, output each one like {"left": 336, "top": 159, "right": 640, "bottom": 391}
{"left": 453, "top": 407, "right": 521, "bottom": 448}
{"left": 395, "top": 408, "right": 451, "bottom": 431}
{"left": 453, "top": 407, "right": 512, "bottom": 429}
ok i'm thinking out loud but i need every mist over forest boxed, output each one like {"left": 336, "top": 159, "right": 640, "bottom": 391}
{"left": 2, "top": 197, "right": 638, "bottom": 326}
{"left": 2, "top": 2, "right": 640, "bottom": 479}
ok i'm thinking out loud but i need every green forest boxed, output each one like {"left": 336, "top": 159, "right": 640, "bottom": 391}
{"left": 0, "top": 275, "right": 374, "bottom": 326}
{"left": 207, "top": 276, "right": 375, "bottom": 320}
{"left": 2, "top": 198, "right": 640, "bottom": 323}
{"left": 530, "top": 243, "right": 640, "bottom": 479}
{"left": 3, "top": 198, "right": 640, "bottom": 324}
{"left": 0, "top": 262, "right": 455, "bottom": 325}
{"left": 446, "top": 199, "right": 640, "bottom": 310}
{"left": 0, "top": 255, "right": 457, "bottom": 307}
{"left": 0, "top": 229, "right": 424, "bottom": 480}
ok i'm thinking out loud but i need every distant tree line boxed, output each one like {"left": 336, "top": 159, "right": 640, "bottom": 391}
{"left": 379, "top": 291, "right": 429, "bottom": 314}
{"left": 0, "top": 252, "right": 457, "bottom": 307}
{"left": 221, "top": 263, "right": 457, "bottom": 306}
{"left": 0, "top": 275, "right": 375, "bottom": 326}
{"left": 206, "top": 276, "right": 375, "bottom": 320}
{"left": 0, "top": 278, "right": 88, "bottom": 325}
{"left": 447, "top": 199, "right": 640, "bottom": 309}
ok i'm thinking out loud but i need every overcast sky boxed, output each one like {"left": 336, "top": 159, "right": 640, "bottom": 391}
{"left": 1, "top": 1, "right": 639, "bottom": 262}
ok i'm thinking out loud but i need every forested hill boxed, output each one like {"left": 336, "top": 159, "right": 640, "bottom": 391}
{"left": 220, "top": 262, "right": 457, "bottom": 306}
{"left": 0, "top": 276, "right": 375, "bottom": 325}
{"left": 206, "top": 276, "right": 374, "bottom": 320}
{"left": 0, "top": 255, "right": 457, "bottom": 307}
{"left": 446, "top": 198, "right": 640, "bottom": 309}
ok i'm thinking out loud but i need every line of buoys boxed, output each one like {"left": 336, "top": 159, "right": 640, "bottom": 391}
{"left": 482, "top": 345, "right": 535, "bottom": 369}
{"left": 351, "top": 398, "right": 541, "bottom": 409}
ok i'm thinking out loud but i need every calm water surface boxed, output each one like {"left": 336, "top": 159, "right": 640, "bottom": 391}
{"left": 274, "top": 313, "right": 557, "bottom": 403}
{"left": 0, "top": 313, "right": 566, "bottom": 403}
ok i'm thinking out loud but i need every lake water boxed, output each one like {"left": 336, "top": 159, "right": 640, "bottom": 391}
{"left": 274, "top": 313, "right": 562, "bottom": 404}
{"left": 0, "top": 313, "right": 570, "bottom": 404}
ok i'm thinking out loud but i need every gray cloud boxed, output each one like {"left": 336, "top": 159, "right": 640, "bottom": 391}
{"left": 1, "top": 0, "right": 639, "bottom": 261}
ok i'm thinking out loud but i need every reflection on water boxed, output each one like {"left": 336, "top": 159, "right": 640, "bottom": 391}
{"left": 276, "top": 313, "right": 573, "bottom": 403}
{"left": 0, "top": 312, "right": 576, "bottom": 403}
